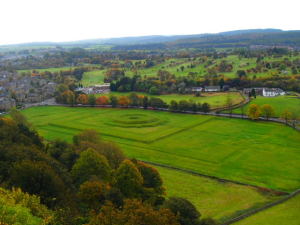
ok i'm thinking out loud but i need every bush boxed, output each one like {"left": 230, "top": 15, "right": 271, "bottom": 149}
{"left": 163, "top": 197, "right": 201, "bottom": 225}
{"left": 71, "top": 148, "right": 111, "bottom": 185}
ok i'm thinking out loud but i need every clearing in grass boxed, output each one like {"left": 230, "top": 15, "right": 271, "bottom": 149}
{"left": 81, "top": 70, "right": 106, "bottom": 86}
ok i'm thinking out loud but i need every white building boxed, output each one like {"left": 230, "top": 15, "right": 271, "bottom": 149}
{"left": 262, "top": 88, "right": 285, "bottom": 97}
{"left": 204, "top": 86, "right": 221, "bottom": 92}
{"left": 76, "top": 83, "right": 110, "bottom": 94}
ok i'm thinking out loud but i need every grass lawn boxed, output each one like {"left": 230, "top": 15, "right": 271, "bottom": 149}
{"left": 22, "top": 106, "right": 300, "bottom": 192}
{"left": 98, "top": 91, "right": 245, "bottom": 109}
{"left": 234, "top": 194, "right": 300, "bottom": 225}
{"left": 155, "top": 166, "right": 278, "bottom": 222}
{"left": 81, "top": 70, "right": 106, "bottom": 86}
{"left": 232, "top": 95, "right": 300, "bottom": 117}
{"left": 125, "top": 55, "right": 300, "bottom": 79}
{"left": 17, "top": 66, "right": 77, "bottom": 74}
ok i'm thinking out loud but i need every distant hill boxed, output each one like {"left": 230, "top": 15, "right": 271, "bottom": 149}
{"left": 2, "top": 29, "right": 300, "bottom": 50}
{"left": 112, "top": 29, "right": 300, "bottom": 50}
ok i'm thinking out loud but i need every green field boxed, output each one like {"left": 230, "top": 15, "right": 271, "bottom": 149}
{"left": 234, "top": 194, "right": 300, "bottom": 225}
{"left": 99, "top": 91, "right": 245, "bottom": 109}
{"left": 22, "top": 106, "right": 300, "bottom": 192}
{"left": 233, "top": 95, "right": 300, "bottom": 117}
{"left": 156, "top": 166, "right": 278, "bottom": 222}
{"left": 17, "top": 66, "right": 77, "bottom": 74}
{"left": 125, "top": 55, "right": 300, "bottom": 78}
{"left": 81, "top": 70, "right": 106, "bottom": 86}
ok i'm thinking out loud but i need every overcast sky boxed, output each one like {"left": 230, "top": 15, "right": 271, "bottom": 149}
{"left": 0, "top": 0, "right": 299, "bottom": 45}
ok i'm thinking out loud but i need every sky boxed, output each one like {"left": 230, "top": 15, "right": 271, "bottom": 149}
{"left": 0, "top": 0, "right": 299, "bottom": 45}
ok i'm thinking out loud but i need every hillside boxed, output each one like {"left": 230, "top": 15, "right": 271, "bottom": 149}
{"left": 3, "top": 29, "right": 300, "bottom": 50}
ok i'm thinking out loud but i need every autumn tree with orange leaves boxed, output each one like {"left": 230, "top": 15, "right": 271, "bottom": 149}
{"left": 96, "top": 96, "right": 110, "bottom": 105}
{"left": 118, "top": 96, "right": 130, "bottom": 107}
{"left": 77, "top": 94, "right": 88, "bottom": 105}
{"left": 88, "top": 199, "right": 180, "bottom": 225}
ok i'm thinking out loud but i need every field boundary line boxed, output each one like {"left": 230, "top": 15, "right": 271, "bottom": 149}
{"left": 219, "top": 188, "right": 300, "bottom": 225}
{"left": 141, "top": 160, "right": 300, "bottom": 225}
{"left": 147, "top": 117, "right": 214, "bottom": 143}
{"left": 139, "top": 160, "right": 289, "bottom": 195}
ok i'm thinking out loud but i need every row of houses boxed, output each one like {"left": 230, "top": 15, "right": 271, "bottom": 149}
{"left": 75, "top": 83, "right": 111, "bottom": 94}
{"left": 190, "top": 85, "right": 230, "bottom": 92}
{"left": 0, "top": 71, "right": 57, "bottom": 111}
{"left": 243, "top": 87, "right": 285, "bottom": 97}
{"left": 190, "top": 85, "right": 285, "bottom": 97}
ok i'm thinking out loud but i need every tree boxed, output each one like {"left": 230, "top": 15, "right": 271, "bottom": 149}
{"left": 163, "top": 197, "right": 201, "bottom": 225}
{"left": 261, "top": 104, "right": 275, "bottom": 120}
{"left": 128, "top": 93, "right": 140, "bottom": 106}
{"left": 240, "top": 104, "right": 245, "bottom": 118}
{"left": 219, "top": 78, "right": 225, "bottom": 90}
{"left": 237, "top": 70, "right": 247, "bottom": 78}
{"left": 202, "top": 103, "right": 210, "bottom": 113}
{"left": 77, "top": 94, "right": 88, "bottom": 105}
{"left": 71, "top": 148, "right": 111, "bottom": 185}
{"left": 79, "top": 141, "right": 126, "bottom": 170}
{"left": 115, "top": 160, "right": 143, "bottom": 198}
{"left": 281, "top": 110, "right": 292, "bottom": 124}
{"left": 73, "top": 129, "right": 100, "bottom": 146}
{"left": 110, "top": 95, "right": 118, "bottom": 107}
{"left": 9, "top": 108, "right": 31, "bottom": 127}
{"left": 290, "top": 112, "right": 299, "bottom": 128}
{"left": 78, "top": 180, "right": 109, "bottom": 211}
{"left": 149, "top": 86, "right": 159, "bottom": 95}
{"left": 251, "top": 89, "right": 256, "bottom": 98}
{"left": 10, "top": 160, "right": 66, "bottom": 207}
{"left": 105, "top": 67, "right": 125, "bottom": 82}
{"left": 143, "top": 96, "right": 149, "bottom": 109}
{"left": 169, "top": 100, "right": 178, "bottom": 111}
{"left": 226, "top": 95, "right": 234, "bottom": 116}
{"left": 88, "top": 199, "right": 180, "bottom": 225}
{"left": 88, "top": 95, "right": 96, "bottom": 106}
{"left": 61, "top": 90, "right": 75, "bottom": 105}
{"left": 248, "top": 104, "right": 261, "bottom": 120}
{"left": 96, "top": 96, "right": 109, "bottom": 105}
{"left": 136, "top": 161, "right": 164, "bottom": 196}
{"left": 0, "top": 187, "right": 52, "bottom": 224}
{"left": 149, "top": 97, "right": 167, "bottom": 108}
{"left": 47, "top": 139, "right": 76, "bottom": 170}
{"left": 118, "top": 96, "right": 130, "bottom": 107}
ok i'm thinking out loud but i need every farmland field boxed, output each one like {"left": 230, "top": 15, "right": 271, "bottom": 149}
{"left": 23, "top": 106, "right": 300, "bottom": 192}
{"left": 155, "top": 166, "right": 278, "bottom": 222}
{"left": 99, "top": 91, "right": 245, "bottom": 109}
{"left": 125, "top": 55, "right": 300, "bottom": 78}
{"left": 232, "top": 95, "right": 300, "bottom": 117}
{"left": 234, "top": 194, "right": 300, "bottom": 225}
{"left": 81, "top": 70, "right": 106, "bottom": 86}
{"left": 17, "top": 66, "right": 77, "bottom": 74}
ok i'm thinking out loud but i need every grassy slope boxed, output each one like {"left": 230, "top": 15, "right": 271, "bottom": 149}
{"left": 23, "top": 106, "right": 300, "bottom": 192}
{"left": 18, "top": 66, "right": 76, "bottom": 73}
{"left": 233, "top": 95, "right": 300, "bottom": 117}
{"left": 126, "top": 55, "right": 300, "bottom": 79}
{"left": 81, "top": 70, "right": 106, "bottom": 86}
{"left": 156, "top": 166, "right": 277, "bottom": 222}
{"left": 234, "top": 194, "right": 300, "bottom": 225}
{"left": 99, "top": 91, "right": 244, "bottom": 109}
